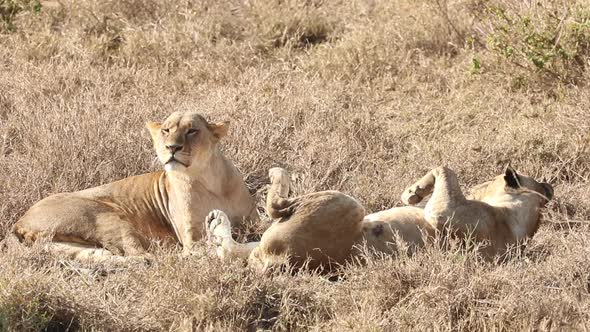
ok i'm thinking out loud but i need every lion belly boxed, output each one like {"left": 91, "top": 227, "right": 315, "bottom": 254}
{"left": 361, "top": 206, "right": 433, "bottom": 255}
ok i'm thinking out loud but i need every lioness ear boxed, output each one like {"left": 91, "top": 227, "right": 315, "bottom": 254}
{"left": 146, "top": 121, "right": 161, "bottom": 140}
{"left": 504, "top": 164, "right": 520, "bottom": 189}
{"left": 540, "top": 182, "right": 554, "bottom": 201}
{"left": 207, "top": 121, "right": 230, "bottom": 139}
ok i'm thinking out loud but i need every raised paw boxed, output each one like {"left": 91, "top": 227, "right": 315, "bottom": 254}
{"left": 401, "top": 185, "right": 427, "bottom": 205}
{"left": 206, "top": 209, "right": 233, "bottom": 245}
{"left": 268, "top": 167, "right": 289, "bottom": 183}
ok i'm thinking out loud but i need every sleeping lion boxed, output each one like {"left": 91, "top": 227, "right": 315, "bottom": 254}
{"left": 207, "top": 166, "right": 553, "bottom": 272}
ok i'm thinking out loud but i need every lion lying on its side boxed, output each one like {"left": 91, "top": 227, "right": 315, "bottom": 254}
{"left": 207, "top": 166, "right": 553, "bottom": 272}
{"left": 12, "top": 111, "right": 256, "bottom": 262}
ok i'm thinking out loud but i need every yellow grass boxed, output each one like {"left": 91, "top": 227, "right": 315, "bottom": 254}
{"left": 1, "top": 0, "right": 589, "bottom": 330}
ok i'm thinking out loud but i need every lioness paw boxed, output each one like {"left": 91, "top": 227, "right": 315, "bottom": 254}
{"left": 401, "top": 186, "right": 425, "bottom": 205}
{"left": 206, "top": 209, "right": 232, "bottom": 245}
{"left": 268, "top": 167, "right": 289, "bottom": 183}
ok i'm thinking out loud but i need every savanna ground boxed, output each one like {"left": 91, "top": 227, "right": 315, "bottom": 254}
{"left": 1, "top": 0, "right": 590, "bottom": 330}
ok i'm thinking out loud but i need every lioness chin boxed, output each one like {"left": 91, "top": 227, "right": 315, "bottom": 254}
{"left": 12, "top": 111, "right": 256, "bottom": 262}
{"left": 206, "top": 166, "right": 553, "bottom": 273}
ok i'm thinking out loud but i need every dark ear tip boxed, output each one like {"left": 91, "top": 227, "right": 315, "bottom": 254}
{"left": 504, "top": 173, "right": 520, "bottom": 189}
{"left": 505, "top": 164, "right": 517, "bottom": 174}
{"left": 541, "top": 182, "right": 554, "bottom": 201}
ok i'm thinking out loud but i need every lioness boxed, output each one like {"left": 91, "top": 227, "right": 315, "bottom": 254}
{"left": 12, "top": 111, "right": 256, "bottom": 262}
{"left": 206, "top": 166, "right": 553, "bottom": 272}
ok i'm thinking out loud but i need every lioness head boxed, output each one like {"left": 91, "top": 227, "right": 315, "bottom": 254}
{"left": 146, "top": 111, "right": 229, "bottom": 172}
{"left": 470, "top": 165, "right": 554, "bottom": 205}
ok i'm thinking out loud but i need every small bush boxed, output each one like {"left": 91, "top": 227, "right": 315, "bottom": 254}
{"left": 0, "top": 0, "right": 40, "bottom": 32}
{"left": 486, "top": 2, "right": 590, "bottom": 85}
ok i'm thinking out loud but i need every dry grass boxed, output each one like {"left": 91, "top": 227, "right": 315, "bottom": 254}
{"left": 1, "top": 0, "right": 590, "bottom": 330}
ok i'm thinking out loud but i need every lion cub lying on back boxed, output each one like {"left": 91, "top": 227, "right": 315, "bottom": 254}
{"left": 12, "top": 111, "right": 255, "bottom": 262}
{"left": 207, "top": 166, "right": 553, "bottom": 272}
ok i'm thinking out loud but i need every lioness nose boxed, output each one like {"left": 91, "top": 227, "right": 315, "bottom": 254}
{"left": 166, "top": 144, "right": 183, "bottom": 154}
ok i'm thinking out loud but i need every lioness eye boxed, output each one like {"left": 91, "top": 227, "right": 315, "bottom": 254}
{"left": 161, "top": 128, "right": 170, "bottom": 135}
{"left": 187, "top": 129, "right": 199, "bottom": 135}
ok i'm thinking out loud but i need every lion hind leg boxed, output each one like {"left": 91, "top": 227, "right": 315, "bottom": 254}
{"left": 248, "top": 247, "right": 289, "bottom": 275}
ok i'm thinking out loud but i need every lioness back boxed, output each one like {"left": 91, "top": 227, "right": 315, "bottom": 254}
{"left": 13, "top": 172, "right": 176, "bottom": 254}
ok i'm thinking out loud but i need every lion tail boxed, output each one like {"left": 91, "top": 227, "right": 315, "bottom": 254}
{"left": 267, "top": 197, "right": 300, "bottom": 220}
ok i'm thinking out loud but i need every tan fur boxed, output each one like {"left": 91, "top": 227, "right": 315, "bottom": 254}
{"left": 207, "top": 166, "right": 553, "bottom": 272}
{"left": 360, "top": 206, "right": 435, "bottom": 255}
{"left": 398, "top": 166, "right": 553, "bottom": 258}
{"left": 12, "top": 111, "right": 255, "bottom": 262}
{"left": 207, "top": 168, "right": 365, "bottom": 272}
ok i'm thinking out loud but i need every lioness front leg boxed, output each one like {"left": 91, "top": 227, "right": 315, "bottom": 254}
{"left": 46, "top": 242, "right": 152, "bottom": 265}
{"left": 401, "top": 166, "right": 467, "bottom": 230}
{"left": 401, "top": 171, "right": 436, "bottom": 205}
{"left": 206, "top": 210, "right": 259, "bottom": 261}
